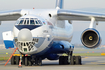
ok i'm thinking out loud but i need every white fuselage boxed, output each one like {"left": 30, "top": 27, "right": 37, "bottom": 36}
{"left": 13, "top": 9, "right": 73, "bottom": 55}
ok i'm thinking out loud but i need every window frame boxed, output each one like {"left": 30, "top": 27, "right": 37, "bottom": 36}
{"left": 19, "top": 18, "right": 24, "bottom": 25}
{"left": 15, "top": 18, "right": 43, "bottom": 25}
{"left": 30, "top": 18, "right": 35, "bottom": 25}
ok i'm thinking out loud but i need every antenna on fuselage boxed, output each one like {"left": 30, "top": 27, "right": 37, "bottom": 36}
{"left": 56, "top": 0, "right": 63, "bottom": 9}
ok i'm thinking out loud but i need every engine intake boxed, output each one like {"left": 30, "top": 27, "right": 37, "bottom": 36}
{"left": 81, "top": 28, "right": 101, "bottom": 48}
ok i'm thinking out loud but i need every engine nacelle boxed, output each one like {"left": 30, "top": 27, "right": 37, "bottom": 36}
{"left": 81, "top": 28, "right": 101, "bottom": 48}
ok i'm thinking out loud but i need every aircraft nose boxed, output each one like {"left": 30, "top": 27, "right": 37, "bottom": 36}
{"left": 18, "top": 28, "right": 32, "bottom": 41}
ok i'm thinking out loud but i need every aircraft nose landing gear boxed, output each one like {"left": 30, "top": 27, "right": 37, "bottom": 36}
{"left": 24, "top": 56, "right": 42, "bottom": 66}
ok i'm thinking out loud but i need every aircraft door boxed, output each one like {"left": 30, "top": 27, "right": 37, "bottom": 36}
{"left": 2, "top": 31, "right": 14, "bottom": 49}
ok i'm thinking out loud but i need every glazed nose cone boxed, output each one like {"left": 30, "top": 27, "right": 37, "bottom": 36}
{"left": 18, "top": 28, "right": 32, "bottom": 41}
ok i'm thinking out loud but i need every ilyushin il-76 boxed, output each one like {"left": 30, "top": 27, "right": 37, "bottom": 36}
{"left": 1, "top": 0, "right": 105, "bottom": 66}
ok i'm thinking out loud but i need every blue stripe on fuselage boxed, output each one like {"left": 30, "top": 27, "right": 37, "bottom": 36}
{"left": 15, "top": 25, "right": 42, "bottom": 30}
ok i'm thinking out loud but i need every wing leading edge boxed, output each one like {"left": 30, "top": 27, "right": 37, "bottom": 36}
{"left": 0, "top": 9, "right": 22, "bottom": 21}
{"left": 0, "top": 9, "right": 105, "bottom": 21}
{"left": 0, "top": 9, "right": 30, "bottom": 21}
{"left": 57, "top": 9, "right": 105, "bottom": 21}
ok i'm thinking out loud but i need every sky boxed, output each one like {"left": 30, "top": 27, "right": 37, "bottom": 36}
{"left": 0, "top": 0, "right": 105, "bottom": 44}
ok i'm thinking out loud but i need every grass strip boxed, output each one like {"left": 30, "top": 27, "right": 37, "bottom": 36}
{"left": 63, "top": 53, "right": 103, "bottom": 56}
{"left": 73, "top": 53, "right": 102, "bottom": 56}
{"left": 0, "top": 57, "right": 9, "bottom": 61}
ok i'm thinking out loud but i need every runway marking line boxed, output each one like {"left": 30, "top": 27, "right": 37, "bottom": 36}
{"left": 91, "top": 62, "right": 97, "bottom": 64}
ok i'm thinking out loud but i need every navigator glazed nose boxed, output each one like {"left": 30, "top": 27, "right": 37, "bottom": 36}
{"left": 18, "top": 28, "right": 32, "bottom": 41}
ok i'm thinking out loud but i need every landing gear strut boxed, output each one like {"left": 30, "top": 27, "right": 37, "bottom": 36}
{"left": 11, "top": 52, "right": 81, "bottom": 66}
{"left": 59, "top": 51, "right": 82, "bottom": 65}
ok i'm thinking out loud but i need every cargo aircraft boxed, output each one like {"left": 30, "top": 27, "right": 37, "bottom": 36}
{"left": 1, "top": 0, "right": 105, "bottom": 66}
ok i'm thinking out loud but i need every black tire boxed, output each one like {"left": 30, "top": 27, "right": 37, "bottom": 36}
{"left": 63, "top": 56, "right": 68, "bottom": 65}
{"left": 78, "top": 56, "right": 82, "bottom": 65}
{"left": 75, "top": 56, "right": 81, "bottom": 65}
{"left": 35, "top": 58, "right": 38, "bottom": 65}
{"left": 15, "top": 56, "right": 20, "bottom": 65}
{"left": 38, "top": 58, "right": 42, "bottom": 66}
{"left": 25, "top": 56, "right": 28, "bottom": 66}
{"left": 70, "top": 56, "right": 75, "bottom": 65}
{"left": 59, "top": 56, "right": 63, "bottom": 65}
{"left": 11, "top": 56, "right": 15, "bottom": 65}
{"left": 28, "top": 57, "right": 32, "bottom": 66}
{"left": 59, "top": 56, "right": 68, "bottom": 65}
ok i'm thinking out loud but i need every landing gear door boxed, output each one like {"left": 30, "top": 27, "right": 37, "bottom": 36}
{"left": 2, "top": 31, "right": 14, "bottom": 49}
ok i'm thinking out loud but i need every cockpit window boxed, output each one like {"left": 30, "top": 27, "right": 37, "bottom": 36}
{"left": 30, "top": 20, "right": 35, "bottom": 25}
{"left": 27, "top": 20, "right": 29, "bottom": 25}
{"left": 19, "top": 20, "right": 24, "bottom": 24}
{"left": 35, "top": 21, "right": 38, "bottom": 24}
{"left": 19, "top": 18, "right": 24, "bottom": 24}
{"left": 16, "top": 18, "right": 43, "bottom": 25}
{"left": 26, "top": 18, "right": 29, "bottom": 25}
{"left": 38, "top": 20, "right": 42, "bottom": 25}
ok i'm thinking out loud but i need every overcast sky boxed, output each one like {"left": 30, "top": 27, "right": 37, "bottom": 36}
{"left": 0, "top": 0, "right": 105, "bottom": 44}
{"left": 0, "top": 0, "right": 105, "bottom": 10}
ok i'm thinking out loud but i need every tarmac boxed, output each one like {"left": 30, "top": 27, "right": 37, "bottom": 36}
{"left": 0, "top": 56, "right": 105, "bottom": 70}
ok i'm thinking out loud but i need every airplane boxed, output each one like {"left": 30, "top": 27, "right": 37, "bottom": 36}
{"left": 0, "top": 0, "right": 105, "bottom": 66}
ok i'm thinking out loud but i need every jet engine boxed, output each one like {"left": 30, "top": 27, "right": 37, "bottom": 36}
{"left": 81, "top": 28, "right": 101, "bottom": 48}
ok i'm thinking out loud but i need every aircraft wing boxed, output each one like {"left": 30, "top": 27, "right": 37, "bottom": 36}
{"left": 57, "top": 9, "right": 105, "bottom": 21}
{"left": 0, "top": 9, "right": 25, "bottom": 21}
